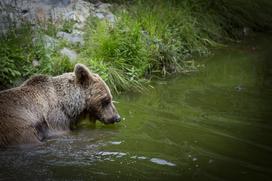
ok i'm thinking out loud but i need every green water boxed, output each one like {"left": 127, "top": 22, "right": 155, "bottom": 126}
{"left": 1, "top": 35, "right": 272, "bottom": 180}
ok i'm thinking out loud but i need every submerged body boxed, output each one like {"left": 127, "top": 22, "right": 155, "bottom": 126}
{"left": 0, "top": 64, "right": 120, "bottom": 147}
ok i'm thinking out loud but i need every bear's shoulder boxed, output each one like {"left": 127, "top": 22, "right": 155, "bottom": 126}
{"left": 22, "top": 75, "right": 51, "bottom": 87}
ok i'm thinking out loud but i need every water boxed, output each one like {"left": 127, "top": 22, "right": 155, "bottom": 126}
{"left": 1, "top": 35, "right": 272, "bottom": 180}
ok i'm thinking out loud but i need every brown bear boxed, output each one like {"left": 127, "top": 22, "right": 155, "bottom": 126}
{"left": 0, "top": 64, "right": 121, "bottom": 147}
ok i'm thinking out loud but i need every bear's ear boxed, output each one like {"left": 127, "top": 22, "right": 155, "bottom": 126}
{"left": 74, "top": 64, "right": 93, "bottom": 85}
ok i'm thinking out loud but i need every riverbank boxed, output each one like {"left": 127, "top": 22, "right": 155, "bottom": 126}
{"left": 1, "top": 0, "right": 272, "bottom": 93}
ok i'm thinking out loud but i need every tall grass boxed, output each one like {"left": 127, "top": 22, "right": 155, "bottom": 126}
{"left": 79, "top": 0, "right": 272, "bottom": 93}
{"left": 78, "top": 0, "right": 220, "bottom": 92}
{"left": 0, "top": 25, "right": 39, "bottom": 86}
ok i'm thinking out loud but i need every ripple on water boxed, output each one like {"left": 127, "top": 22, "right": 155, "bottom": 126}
{"left": 150, "top": 158, "right": 176, "bottom": 167}
{"left": 109, "top": 141, "right": 122, "bottom": 145}
{"left": 96, "top": 151, "right": 176, "bottom": 167}
{"left": 97, "top": 151, "right": 127, "bottom": 157}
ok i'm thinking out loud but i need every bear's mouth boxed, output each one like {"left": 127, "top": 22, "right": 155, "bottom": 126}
{"left": 101, "top": 114, "right": 121, "bottom": 124}
{"left": 86, "top": 108, "right": 121, "bottom": 124}
{"left": 89, "top": 114, "right": 120, "bottom": 124}
{"left": 102, "top": 119, "right": 115, "bottom": 124}
{"left": 87, "top": 113, "right": 112, "bottom": 124}
{"left": 97, "top": 117, "right": 116, "bottom": 125}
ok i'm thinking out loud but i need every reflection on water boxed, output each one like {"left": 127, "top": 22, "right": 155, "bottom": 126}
{"left": 150, "top": 158, "right": 176, "bottom": 167}
{"left": 1, "top": 35, "right": 272, "bottom": 180}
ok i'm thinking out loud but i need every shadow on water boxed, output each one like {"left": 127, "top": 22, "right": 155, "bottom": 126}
{"left": 1, "top": 34, "right": 272, "bottom": 181}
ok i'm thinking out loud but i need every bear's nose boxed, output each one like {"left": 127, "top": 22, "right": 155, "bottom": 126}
{"left": 113, "top": 114, "right": 121, "bottom": 122}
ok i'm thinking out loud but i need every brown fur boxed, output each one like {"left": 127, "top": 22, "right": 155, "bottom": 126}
{"left": 0, "top": 64, "right": 120, "bottom": 147}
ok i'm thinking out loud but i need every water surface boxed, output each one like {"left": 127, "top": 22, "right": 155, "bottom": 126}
{"left": 1, "top": 35, "right": 272, "bottom": 180}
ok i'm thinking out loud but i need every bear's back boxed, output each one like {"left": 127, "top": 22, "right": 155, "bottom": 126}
{"left": 21, "top": 75, "right": 50, "bottom": 87}
{"left": 0, "top": 75, "right": 57, "bottom": 124}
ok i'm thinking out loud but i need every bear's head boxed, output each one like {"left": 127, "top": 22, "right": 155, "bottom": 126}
{"left": 74, "top": 64, "right": 121, "bottom": 124}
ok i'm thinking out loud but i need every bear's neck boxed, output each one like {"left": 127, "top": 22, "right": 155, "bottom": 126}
{"left": 50, "top": 74, "right": 86, "bottom": 130}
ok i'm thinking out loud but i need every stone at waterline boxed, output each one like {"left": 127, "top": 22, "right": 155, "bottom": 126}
{"left": 56, "top": 31, "right": 84, "bottom": 45}
{"left": 60, "top": 48, "right": 78, "bottom": 63}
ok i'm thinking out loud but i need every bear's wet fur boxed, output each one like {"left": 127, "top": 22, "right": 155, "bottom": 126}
{"left": 0, "top": 64, "right": 120, "bottom": 147}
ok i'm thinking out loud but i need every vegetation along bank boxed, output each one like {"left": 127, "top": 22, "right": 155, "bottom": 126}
{"left": 0, "top": 0, "right": 272, "bottom": 93}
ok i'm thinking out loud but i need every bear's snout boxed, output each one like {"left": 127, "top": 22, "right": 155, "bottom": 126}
{"left": 106, "top": 114, "right": 121, "bottom": 124}
{"left": 113, "top": 114, "right": 121, "bottom": 122}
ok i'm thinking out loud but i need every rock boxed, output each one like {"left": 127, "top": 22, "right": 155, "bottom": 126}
{"left": 95, "top": 12, "right": 115, "bottom": 23}
{"left": 98, "top": 3, "right": 112, "bottom": 10}
{"left": 73, "top": 23, "right": 85, "bottom": 30}
{"left": 0, "top": 0, "right": 96, "bottom": 34}
{"left": 95, "top": 3, "right": 111, "bottom": 13}
{"left": 77, "top": 14, "right": 86, "bottom": 24}
{"left": 32, "top": 59, "right": 40, "bottom": 67}
{"left": 56, "top": 31, "right": 84, "bottom": 45}
{"left": 74, "top": 0, "right": 94, "bottom": 23}
{"left": 0, "top": 0, "right": 117, "bottom": 35}
{"left": 105, "top": 13, "right": 115, "bottom": 23}
{"left": 72, "top": 29, "right": 84, "bottom": 35}
{"left": 42, "top": 35, "right": 58, "bottom": 49}
{"left": 95, "top": 13, "right": 104, "bottom": 19}
{"left": 64, "top": 11, "right": 77, "bottom": 22}
{"left": 60, "top": 47, "right": 78, "bottom": 62}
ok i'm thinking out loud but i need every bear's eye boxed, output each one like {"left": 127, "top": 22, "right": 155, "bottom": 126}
{"left": 101, "top": 98, "right": 111, "bottom": 107}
